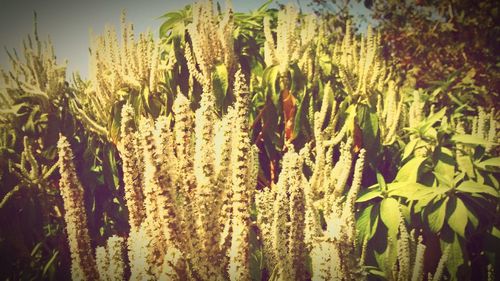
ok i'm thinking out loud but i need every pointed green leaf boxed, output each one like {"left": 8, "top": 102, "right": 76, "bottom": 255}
{"left": 376, "top": 171, "right": 387, "bottom": 190}
{"left": 448, "top": 198, "right": 468, "bottom": 238}
{"left": 456, "top": 180, "right": 498, "bottom": 198}
{"left": 420, "top": 107, "right": 446, "bottom": 133}
{"left": 477, "top": 157, "right": 500, "bottom": 168}
{"left": 356, "top": 205, "right": 373, "bottom": 242}
{"left": 369, "top": 204, "right": 380, "bottom": 239}
{"left": 402, "top": 138, "right": 419, "bottom": 161}
{"left": 212, "top": 63, "right": 229, "bottom": 109}
{"left": 262, "top": 65, "right": 280, "bottom": 107}
{"left": 467, "top": 209, "right": 479, "bottom": 230}
{"left": 427, "top": 197, "right": 447, "bottom": 233}
{"left": 452, "top": 134, "right": 498, "bottom": 147}
{"left": 491, "top": 226, "right": 500, "bottom": 239}
{"left": 380, "top": 198, "right": 400, "bottom": 240}
{"left": 475, "top": 157, "right": 500, "bottom": 172}
{"left": 444, "top": 233, "right": 467, "bottom": 280}
{"left": 396, "top": 157, "right": 427, "bottom": 182}
{"left": 42, "top": 251, "right": 58, "bottom": 277}
{"left": 433, "top": 171, "right": 454, "bottom": 188}
{"left": 456, "top": 155, "right": 475, "bottom": 178}
{"left": 434, "top": 147, "right": 455, "bottom": 184}
{"left": 387, "top": 182, "right": 426, "bottom": 198}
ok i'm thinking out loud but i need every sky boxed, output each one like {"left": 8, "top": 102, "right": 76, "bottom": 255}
{"left": 0, "top": 0, "right": 315, "bottom": 78}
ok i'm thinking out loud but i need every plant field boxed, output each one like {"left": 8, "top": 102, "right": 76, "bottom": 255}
{"left": 0, "top": 1, "right": 498, "bottom": 280}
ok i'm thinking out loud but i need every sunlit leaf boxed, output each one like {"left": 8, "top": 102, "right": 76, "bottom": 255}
{"left": 212, "top": 63, "right": 229, "bottom": 110}
{"left": 427, "top": 197, "right": 447, "bottom": 233}
{"left": 448, "top": 197, "right": 468, "bottom": 238}
{"left": 452, "top": 134, "right": 498, "bottom": 147}
{"left": 356, "top": 187, "right": 383, "bottom": 203}
{"left": 387, "top": 182, "right": 426, "bottom": 198}
{"left": 456, "top": 155, "right": 475, "bottom": 178}
{"left": 456, "top": 180, "right": 498, "bottom": 198}
{"left": 395, "top": 157, "right": 427, "bottom": 182}
{"left": 402, "top": 138, "right": 419, "bottom": 161}
{"left": 380, "top": 198, "right": 400, "bottom": 240}
{"left": 420, "top": 107, "right": 446, "bottom": 133}
{"left": 356, "top": 205, "right": 373, "bottom": 242}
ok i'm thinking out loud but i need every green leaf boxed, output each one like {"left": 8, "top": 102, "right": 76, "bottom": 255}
{"left": 387, "top": 182, "right": 426, "bottom": 198}
{"left": 356, "top": 204, "right": 380, "bottom": 241}
{"left": 430, "top": 88, "right": 442, "bottom": 99}
{"left": 212, "top": 63, "right": 229, "bottom": 109}
{"left": 395, "top": 157, "right": 427, "bottom": 182}
{"left": 475, "top": 157, "right": 500, "bottom": 172}
{"left": 370, "top": 205, "right": 380, "bottom": 239}
{"left": 289, "top": 63, "right": 305, "bottom": 95}
{"left": 444, "top": 233, "right": 467, "bottom": 280}
{"left": 159, "top": 13, "right": 184, "bottom": 37}
{"left": 467, "top": 209, "right": 479, "bottom": 230}
{"left": 356, "top": 205, "right": 373, "bottom": 242}
{"left": 318, "top": 54, "right": 332, "bottom": 76}
{"left": 358, "top": 105, "right": 379, "bottom": 150}
{"left": 262, "top": 65, "right": 280, "bottom": 108}
{"left": 491, "top": 226, "right": 500, "bottom": 239}
{"left": 448, "top": 198, "right": 468, "bottom": 238}
{"left": 433, "top": 173, "right": 455, "bottom": 191}
{"left": 413, "top": 188, "right": 438, "bottom": 212}
{"left": 456, "top": 155, "right": 475, "bottom": 178}
{"left": 452, "top": 134, "right": 498, "bottom": 147}
{"left": 380, "top": 198, "right": 400, "bottom": 240}
{"left": 424, "top": 127, "right": 438, "bottom": 140}
{"left": 476, "top": 157, "right": 500, "bottom": 168}
{"left": 292, "top": 89, "right": 308, "bottom": 140}
{"left": 376, "top": 171, "right": 387, "bottom": 190}
{"left": 427, "top": 197, "right": 447, "bottom": 233}
{"left": 456, "top": 180, "right": 499, "bottom": 198}
{"left": 257, "top": 0, "right": 273, "bottom": 12}
{"left": 366, "top": 267, "right": 386, "bottom": 278}
{"left": 420, "top": 107, "right": 446, "bottom": 133}
{"left": 30, "top": 242, "right": 43, "bottom": 256}
{"left": 102, "top": 147, "right": 120, "bottom": 191}
{"left": 434, "top": 147, "right": 455, "bottom": 184}
{"left": 487, "top": 173, "right": 499, "bottom": 189}
{"left": 42, "top": 251, "right": 58, "bottom": 277}
{"left": 356, "top": 187, "right": 383, "bottom": 203}
{"left": 402, "top": 138, "right": 419, "bottom": 161}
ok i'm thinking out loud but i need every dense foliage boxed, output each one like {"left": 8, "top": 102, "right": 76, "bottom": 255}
{"left": 0, "top": 1, "right": 498, "bottom": 280}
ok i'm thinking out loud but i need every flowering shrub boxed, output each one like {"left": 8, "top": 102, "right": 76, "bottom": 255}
{"left": 0, "top": 1, "right": 498, "bottom": 280}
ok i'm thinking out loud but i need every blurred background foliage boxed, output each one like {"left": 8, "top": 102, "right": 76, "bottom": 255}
{"left": 0, "top": 0, "right": 498, "bottom": 280}
{"left": 312, "top": 0, "right": 500, "bottom": 105}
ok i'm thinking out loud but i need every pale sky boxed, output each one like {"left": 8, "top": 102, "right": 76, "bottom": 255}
{"left": 0, "top": 0, "right": 316, "bottom": 78}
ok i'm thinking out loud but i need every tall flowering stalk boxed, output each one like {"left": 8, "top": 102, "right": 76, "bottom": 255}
{"left": 70, "top": 11, "right": 166, "bottom": 141}
{"left": 96, "top": 235, "right": 125, "bottom": 281}
{"left": 471, "top": 107, "right": 498, "bottom": 152}
{"left": 331, "top": 21, "right": 389, "bottom": 102}
{"left": 118, "top": 104, "right": 145, "bottom": 234}
{"left": 309, "top": 149, "right": 367, "bottom": 281}
{"left": 377, "top": 80, "right": 404, "bottom": 145}
{"left": 61, "top": 68, "right": 257, "bottom": 281}
{"left": 185, "top": 0, "right": 235, "bottom": 86}
{"left": 0, "top": 19, "right": 67, "bottom": 110}
{"left": 256, "top": 141, "right": 367, "bottom": 280}
{"left": 263, "top": 4, "right": 316, "bottom": 74}
{"left": 228, "top": 70, "right": 254, "bottom": 281}
{"left": 57, "top": 136, "right": 99, "bottom": 281}
{"left": 255, "top": 77, "right": 370, "bottom": 279}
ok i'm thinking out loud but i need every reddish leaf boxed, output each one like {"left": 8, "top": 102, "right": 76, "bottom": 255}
{"left": 282, "top": 89, "right": 297, "bottom": 141}
{"left": 353, "top": 121, "right": 363, "bottom": 153}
